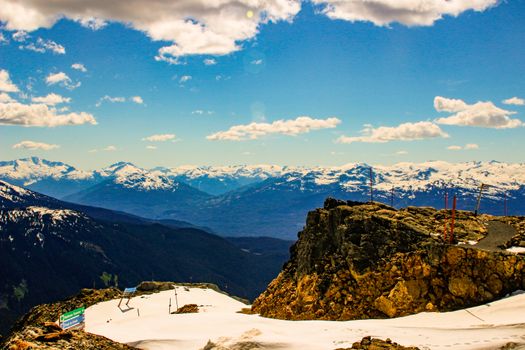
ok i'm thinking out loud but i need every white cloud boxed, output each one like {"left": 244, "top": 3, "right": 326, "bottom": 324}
{"left": 12, "top": 140, "right": 59, "bottom": 150}
{"left": 396, "top": 150, "right": 408, "bottom": 155}
{"left": 192, "top": 110, "right": 213, "bottom": 115}
{"left": 434, "top": 96, "right": 523, "bottom": 129}
{"left": 131, "top": 96, "right": 144, "bottom": 104}
{"left": 45, "top": 72, "right": 81, "bottom": 90}
{"left": 146, "top": 145, "right": 157, "bottom": 150}
{"left": 0, "top": 32, "right": 8, "bottom": 44}
{"left": 20, "top": 37, "right": 65, "bottom": 54}
{"left": 204, "top": 58, "right": 217, "bottom": 65}
{"left": 0, "top": 69, "right": 19, "bottom": 92}
{"left": 207, "top": 116, "right": 341, "bottom": 141}
{"left": 0, "top": 92, "right": 15, "bottom": 103}
{"left": 215, "top": 74, "right": 231, "bottom": 81}
{"left": 251, "top": 59, "right": 263, "bottom": 65}
{"left": 0, "top": 101, "right": 96, "bottom": 127}
{"left": 31, "top": 93, "right": 71, "bottom": 105}
{"left": 434, "top": 96, "right": 469, "bottom": 113}
{"left": 336, "top": 121, "right": 449, "bottom": 144}
{"left": 12, "top": 30, "right": 29, "bottom": 42}
{"left": 503, "top": 97, "right": 525, "bottom": 106}
{"left": 142, "top": 134, "right": 176, "bottom": 142}
{"left": 103, "top": 145, "right": 117, "bottom": 151}
{"left": 0, "top": 1, "right": 301, "bottom": 63}
{"left": 71, "top": 63, "right": 87, "bottom": 72}
{"left": 96, "top": 95, "right": 125, "bottom": 107}
{"left": 312, "top": 0, "right": 498, "bottom": 26}
{"left": 447, "top": 143, "right": 479, "bottom": 151}
{"left": 179, "top": 75, "right": 192, "bottom": 84}
{"left": 77, "top": 17, "right": 107, "bottom": 30}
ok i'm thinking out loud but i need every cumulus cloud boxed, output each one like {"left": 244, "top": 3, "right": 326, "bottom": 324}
{"left": 503, "top": 97, "right": 525, "bottom": 106}
{"left": 20, "top": 37, "right": 65, "bottom": 54}
{"left": 0, "top": 1, "right": 301, "bottom": 63}
{"left": 336, "top": 121, "right": 449, "bottom": 144}
{"left": 96, "top": 95, "right": 125, "bottom": 107}
{"left": 31, "top": 93, "right": 70, "bottom": 105}
{"left": 312, "top": 0, "right": 498, "bottom": 26}
{"left": 12, "top": 140, "right": 59, "bottom": 150}
{"left": 12, "top": 30, "right": 28, "bottom": 42}
{"left": 0, "top": 32, "right": 8, "bottom": 44}
{"left": 77, "top": 17, "right": 107, "bottom": 30}
{"left": 0, "top": 69, "right": 19, "bottom": 92}
{"left": 45, "top": 72, "right": 80, "bottom": 90}
{"left": 0, "top": 101, "right": 96, "bottom": 127}
{"left": 179, "top": 75, "right": 192, "bottom": 84}
{"left": 434, "top": 96, "right": 523, "bottom": 129}
{"left": 207, "top": 116, "right": 341, "bottom": 141}
{"left": 0, "top": 92, "right": 15, "bottom": 103}
{"left": 203, "top": 58, "right": 217, "bottom": 65}
{"left": 447, "top": 143, "right": 479, "bottom": 151}
{"left": 71, "top": 63, "right": 87, "bottom": 72}
{"left": 131, "top": 96, "right": 144, "bottom": 104}
{"left": 142, "top": 134, "right": 176, "bottom": 142}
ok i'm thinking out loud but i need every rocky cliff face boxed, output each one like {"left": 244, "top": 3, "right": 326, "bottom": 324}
{"left": 252, "top": 199, "right": 525, "bottom": 320}
{"left": 0, "top": 288, "right": 133, "bottom": 350}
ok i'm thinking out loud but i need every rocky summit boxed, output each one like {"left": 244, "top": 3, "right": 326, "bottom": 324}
{"left": 252, "top": 198, "right": 525, "bottom": 320}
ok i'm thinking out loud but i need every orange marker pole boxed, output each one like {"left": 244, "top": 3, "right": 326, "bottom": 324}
{"left": 450, "top": 195, "right": 457, "bottom": 243}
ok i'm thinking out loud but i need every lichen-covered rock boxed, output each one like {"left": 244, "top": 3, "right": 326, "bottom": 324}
{"left": 252, "top": 199, "right": 525, "bottom": 320}
{"left": 335, "top": 336, "right": 420, "bottom": 350}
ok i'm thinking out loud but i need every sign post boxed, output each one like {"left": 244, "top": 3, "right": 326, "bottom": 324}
{"left": 59, "top": 307, "right": 85, "bottom": 330}
{"left": 118, "top": 287, "right": 137, "bottom": 308}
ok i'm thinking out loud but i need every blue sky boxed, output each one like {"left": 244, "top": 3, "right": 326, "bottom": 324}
{"left": 0, "top": 0, "right": 524, "bottom": 169}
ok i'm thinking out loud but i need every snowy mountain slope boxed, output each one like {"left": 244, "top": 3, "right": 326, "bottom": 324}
{"left": 85, "top": 286, "right": 525, "bottom": 350}
{"left": 0, "top": 180, "right": 289, "bottom": 334}
{"left": 0, "top": 157, "right": 99, "bottom": 198}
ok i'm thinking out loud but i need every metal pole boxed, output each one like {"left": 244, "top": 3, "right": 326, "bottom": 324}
{"left": 369, "top": 167, "right": 373, "bottom": 203}
{"left": 504, "top": 192, "right": 508, "bottom": 216}
{"left": 450, "top": 195, "right": 457, "bottom": 244}
{"left": 475, "top": 184, "right": 486, "bottom": 216}
{"left": 443, "top": 192, "right": 448, "bottom": 242}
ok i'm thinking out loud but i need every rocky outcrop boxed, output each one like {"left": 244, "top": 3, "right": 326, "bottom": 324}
{"left": 1, "top": 288, "right": 134, "bottom": 350}
{"left": 252, "top": 199, "right": 525, "bottom": 320}
{"left": 336, "top": 336, "right": 420, "bottom": 350}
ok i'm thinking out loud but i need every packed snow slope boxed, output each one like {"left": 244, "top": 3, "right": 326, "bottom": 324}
{"left": 85, "top": 286, "right": 525, "bottom": 350}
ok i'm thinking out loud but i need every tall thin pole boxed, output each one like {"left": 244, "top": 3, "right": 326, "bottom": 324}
{"left": 369, "top": 167, "right": 373, "bottom": 203}
{"left": 450, "top": 195, "right": 457, "bottom": 244}
{"left": 443, "top": 192, "right": 448, "bottom": 242}
{"left": 503, "top": 192, "right": 508, "bottom": 216}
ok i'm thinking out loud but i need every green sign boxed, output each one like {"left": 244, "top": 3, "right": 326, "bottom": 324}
{"left": 60, "top": 307, "right": 85, "bottom": 322}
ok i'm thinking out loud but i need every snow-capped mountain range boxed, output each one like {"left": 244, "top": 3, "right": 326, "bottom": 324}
{"left": 1, "top": 157, "right": 524, "bottom": 238}
{"left": 1, "top": 157, "right": 524, "bottom": 196}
